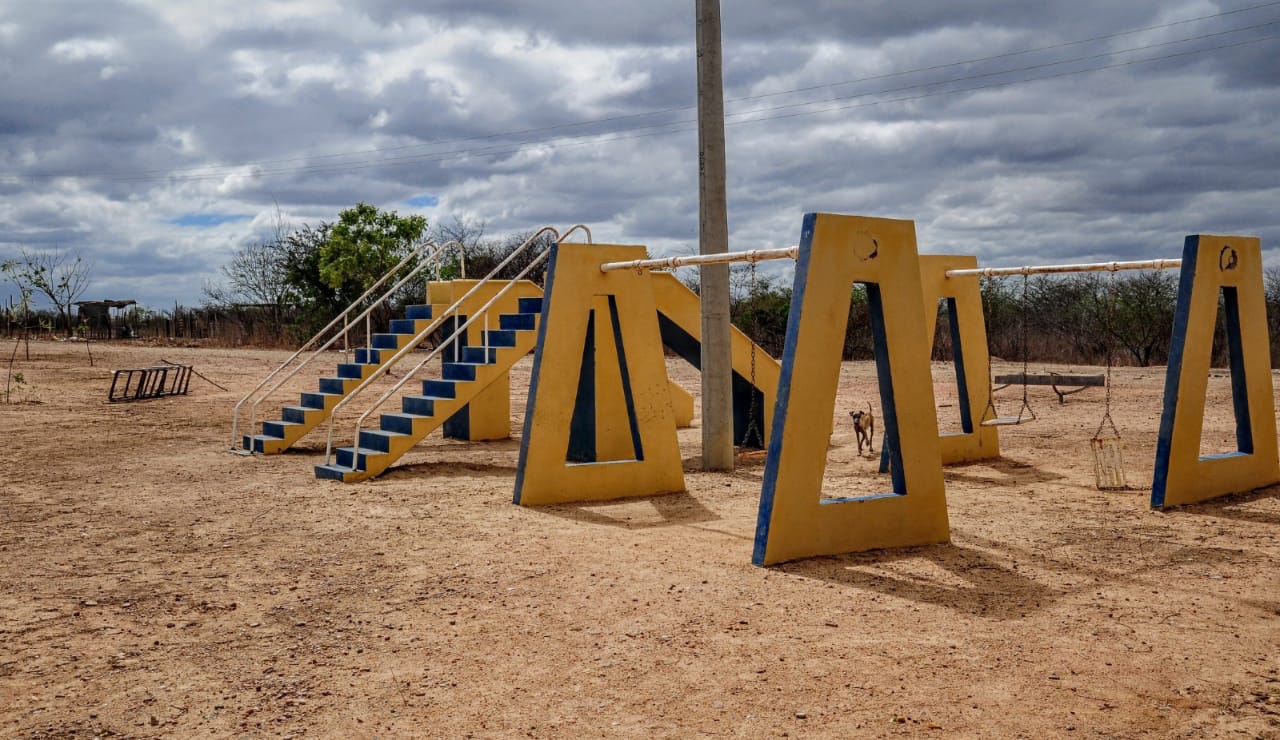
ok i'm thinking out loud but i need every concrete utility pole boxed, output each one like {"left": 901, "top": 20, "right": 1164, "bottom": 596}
{"left": 696, "top": 0, "right": 734, "bottom": 471}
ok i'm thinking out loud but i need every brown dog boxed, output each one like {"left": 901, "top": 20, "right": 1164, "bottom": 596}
{"left": 849, "top": 403, "right": 875, "bottom": 456}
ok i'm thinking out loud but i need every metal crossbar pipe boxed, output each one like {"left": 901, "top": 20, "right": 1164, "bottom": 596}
{"left": 599, "top": 246, "right": 798, "bottom": 273}
{"left": 945, "top": 258, "right": 1181, "bottom": 278}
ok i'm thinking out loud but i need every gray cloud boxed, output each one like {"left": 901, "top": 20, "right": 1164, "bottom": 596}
{"left": 1, "top": 1, "right": 1278, "bottom": 312}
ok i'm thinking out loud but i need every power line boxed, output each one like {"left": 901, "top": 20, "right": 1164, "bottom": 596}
{"left": 726, "top": 18, "right": 1280, "bottom": 121}
{"left": 146, "top": 0, "right": 1280, "bottom": 178}
{"left": 94, "top": 30, "right": 1280, "bottom": 184}
{"left": 6, "top": 6, "right": 1280, "bottom": 184}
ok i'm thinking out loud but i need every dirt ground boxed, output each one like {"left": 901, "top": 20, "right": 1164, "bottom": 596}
{"left": 1, "top": 339, "right": 1278, "bottom": 738}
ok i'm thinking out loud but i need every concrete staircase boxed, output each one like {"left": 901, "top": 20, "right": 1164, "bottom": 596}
{"left": 314, "top": 297, "right": 542, "bottom": 482}
{"left": 244, "top": 303, "right": 440, "bottom": 454}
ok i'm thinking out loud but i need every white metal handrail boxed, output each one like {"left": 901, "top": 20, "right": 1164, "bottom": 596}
{"left": 325, "top": 248, "right": 553, "bottom": 464}
{"left": 560, "top": 224, "right": 592, "bottom": 243}
{"left": 319, "top": 226, "right": 562, "bottom": 464}
{"left": 945, "top": 258, "right": 1182, "bottom": 278}
{"left": 600, "top": 246, "right": 798, "bottom": 272}
{"left": 228, "top": 239, "right": 455, "bottom": 452}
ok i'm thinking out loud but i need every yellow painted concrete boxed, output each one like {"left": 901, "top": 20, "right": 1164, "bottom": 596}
{"left": 515, "top": 244, "right": 685, "bottom": 506}
{"left": 335, "top": 324, "right": 541, "bottom": 482}
{"left": 667, "top": 381, "right": 695, "bottom": 428}
{"left": 919, "top": 255, "right": 1001, "bottom": 463}
{"left": 1155, "top": 235, "right": 1279, "bottom": 507}
{"left": 428, "top": 280, "right": 544, "bottom": 441}
{"left": 755, "top": 214, "right": 949, "bottom": 565}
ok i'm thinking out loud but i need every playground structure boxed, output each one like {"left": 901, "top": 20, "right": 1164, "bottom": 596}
{"left": 514, "top": 244, "right": 795, "bottom": 506}
{"left": 228, "top": 210, "right": 1275, "bottom": 566}
{"left": 313, "top": 259, "right": 780, "bottom": 482}
{"left": 227, "top": 223, "right": 779, "bottom": 482}
{"left": 231, "top": 239, "right": 462, "bottom": 454}
{"left": 507, "top": 214, "right": 1275, "bottom": 565}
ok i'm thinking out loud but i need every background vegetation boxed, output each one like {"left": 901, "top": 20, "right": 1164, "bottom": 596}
{"left": 6, "top": 204, "right": 1280, "bottom": 370}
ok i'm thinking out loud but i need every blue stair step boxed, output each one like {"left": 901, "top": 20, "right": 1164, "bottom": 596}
{"left": 282, "top": 406, "right": 311, "bottom": 424}
{"left": 442, "top": 363, "right": 477, "bottom": 381}
{"left": 421, "top": 379, "right": 456, "bottom": 399}
{"left": 401, "top": 395, "right": 437, "bottom": 416}
{"left": 405, "top": 304, "right": 433, "bottom": 320}
{"left": 500, "top": 313, "right": 536, "bottom": 331}
{"left": 337, "top": 362, "right": 365, "bottom": 379}
{"left": 244, "top": 434, "right": 281, "bottom": 453}
{"left": 518, "top": 297, "right": 542, "bottom": 313}
{"left": 460, "top": 346, "right": 497, "bottom": 364}
{"left": 355, "top": 348, "right": 382, "bottom": 364}
{"left": 372, "top": 333, "right": 402, "bottom": 350}
{"left": 389, "top": 318, "right": 420, "bottom": 335}
{"left": 380, "top": 412, "right": 430, "bottom": 435}
{"left": 335, "top": 446, "right": 382, "bottom": 469}
{"left": 481, "top": 330, "right": 517, "bottom": 347}
{"left": 301, "top": 391, "right": 339, "bottom": 409}
{"left": 263, "top": 420, "right": 301, "bottom": 438}
{"left": 359, "top": 429, "right": 408, "bottom": 453}
{"left": 315, "top": 463, "right": 354, "bottom": 481}
{"left": 319, "top": 377, "right": 349, "bottom": 394}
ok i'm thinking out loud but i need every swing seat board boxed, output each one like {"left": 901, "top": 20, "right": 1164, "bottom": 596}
{"left": 994, "top": 373, "right": 1104, "bottom": 404}
{"left": 981, "top": 416, "right": 1030, "bottom": 427}
{"left": 994, "top": 373, "right": 1104, "bottom": 386}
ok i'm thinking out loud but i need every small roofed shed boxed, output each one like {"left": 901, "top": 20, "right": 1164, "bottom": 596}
{"left": 75, "top": 299, "right": 137, "bottom": 339}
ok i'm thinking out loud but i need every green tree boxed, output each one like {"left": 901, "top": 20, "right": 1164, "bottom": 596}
{"left": 731, "top": 274, "right": 791, "bottom": 357}
{"left": 277, "top": 222, "right": 337, "bottom": 338}
{"left": 318, "top": 202, "right": 427, "bottom": 301}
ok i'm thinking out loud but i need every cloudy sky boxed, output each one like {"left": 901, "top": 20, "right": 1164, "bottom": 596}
{"left": 1, "top": 1, "right": 1278, "bottom": 310}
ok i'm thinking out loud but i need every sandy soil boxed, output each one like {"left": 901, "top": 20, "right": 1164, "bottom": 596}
{"left": 1, "top": 339, "right": 1278, "bottom": 738}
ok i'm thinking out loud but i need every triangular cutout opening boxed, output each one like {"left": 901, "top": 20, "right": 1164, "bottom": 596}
{"left": 1198, "top": 286, "right": 1253, "bottom": 459}
{"left": 933, "top": 297, "right": 974, "bottom": 435}
{"left": 823, "top": 281, "right": 904, "bottom": 504}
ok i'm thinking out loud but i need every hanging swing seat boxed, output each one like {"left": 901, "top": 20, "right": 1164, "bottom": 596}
{"left": 980, "top": 397, "right": 1037, "bottom": 427}
{"left": 981, "top": 415, "right": 1032, "bottom": 427}
{"left": 993, "top": 372, "right": 1105, "bottom": 404}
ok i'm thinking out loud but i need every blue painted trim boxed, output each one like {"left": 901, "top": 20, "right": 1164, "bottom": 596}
{"left": 607, "top": 295, "right": 645, "bottom": 461}
{"left": 657, "top": 313, "right": 763, "bottom": 447}
{"left": 878, "top": 435, "right": 891, "bottom": 474}
{"left": 319, "top": 377, "right": 347, "bottom": 394}
{"left": 1223, "top": 286, "right": 1254, "bottom": 455}
{"left": 948, "top": 298, "right": 974, "bottom": 434}
{"left": 513, "top": 244, "right": 560, "bottom": 504}
{"left": 443, "top": 404, "right": 471, "bottom": 440}
{"left": 753, "top": 213, "right": 816, "bottom": 566}
{"left": 868, "top": 282, "right": 906, "bottom": 496}
{"left": 1151, "top": 236, "right": 1200, "bottom": 508}
{"left": 1201, "top": 451, "right": 1249, "bottom": 461}
{"left": 566, "top": 310, "right": 598, "bottom": 463}
{"left": 656, "top": 314, "right": 702, "bottom": 369}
